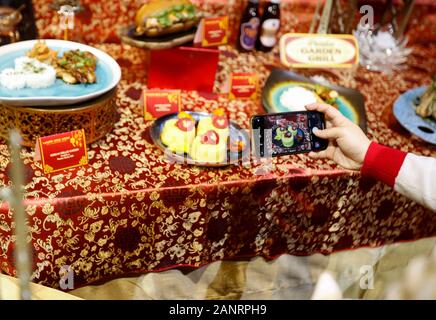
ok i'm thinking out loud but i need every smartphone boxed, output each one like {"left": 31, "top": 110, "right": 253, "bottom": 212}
{"left": 251, "top": 111, "right": 328, "bottom": 158}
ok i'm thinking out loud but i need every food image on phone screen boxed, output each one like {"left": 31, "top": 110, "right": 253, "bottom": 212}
{"left": 251, "top": 111, "right": 328, "bottom": 157}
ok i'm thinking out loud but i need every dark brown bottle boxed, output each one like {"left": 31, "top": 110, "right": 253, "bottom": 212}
{"left": 237, "top": 0, "right": 260, "bottom": 52}
{"left": 256, "top": 0, "right": 281, "bottom": 52}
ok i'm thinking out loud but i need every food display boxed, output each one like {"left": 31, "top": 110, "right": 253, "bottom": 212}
{"left": 393, "top": 85, "right": 436, "bottom": 145}
{"left": 190, "top": 130, "right": 227, "bottom": 163}
{"left": 27, "top": 41, "right": 58, "bottom": 65}
{"left": 134, "top": 0, "right": 200, "bottom": 37}
{"left": 416, "top": 76, "right": 436, "bottom": 121}
{"left": 0, "top": 41, "right": 98, "bottom": 90}
{"left": 0, "top": 39, "right": 121, "bottom": 107}
{"left": 279, "top": 86, "right": 323, "bottom": 112}
{"left": 160, "top": 109, "right": 229, "bottom": 163}
{"left": 152, "top": 111, "right": 249, "bottom": 166}
{"left": 263, "top": 68, "right": 367, "bottom": 132}
{"left": 0, "top": 57, "right": 56, "bottom": 90}
{"left": 27, "top": 41, "right": 97, "bottom": 84}
{"left": 274, "top": 84, "right": 339, "bottom": 112}
{"left": 160, "top": 111, "right": 196, "bottom": 154}
{"left": 197, "top": 108, "right": 230, "bottom": 142}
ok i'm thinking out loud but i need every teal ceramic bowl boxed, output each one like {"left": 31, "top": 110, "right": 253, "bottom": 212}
{"left": 263, "top": 68, "right": 367, "bottom": 133}
{"left": 0, "top": 39, "right": 121, "bottom": 106}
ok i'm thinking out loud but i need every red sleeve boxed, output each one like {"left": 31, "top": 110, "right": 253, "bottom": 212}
{"left": 361, "top": 142, "right": 408, "bottom": 187}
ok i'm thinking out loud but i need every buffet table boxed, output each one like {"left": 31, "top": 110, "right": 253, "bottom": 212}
{"left": 0, "top": 0, "right": 435, "bottom": 290}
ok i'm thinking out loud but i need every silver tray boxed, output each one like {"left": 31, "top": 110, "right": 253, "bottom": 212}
{"left": 150, "top": 112, "right": 251, "bottom": 167}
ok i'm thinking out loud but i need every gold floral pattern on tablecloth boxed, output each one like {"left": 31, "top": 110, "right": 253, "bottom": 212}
{"left": 0, "top": 1, "right": 435, "bottom": 289}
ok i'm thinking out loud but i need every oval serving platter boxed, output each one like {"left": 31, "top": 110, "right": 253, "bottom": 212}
{"left": 151, "top": 112, "right": 250, "bottom": 167}
{"left": 393, "top": 86, "right": 436, "bottom": 145}
{"left": 0, "top": 39, "right": 121, "bottom": 106}
{"left": 263, "top": 68, "right": 367, "bottom": 133}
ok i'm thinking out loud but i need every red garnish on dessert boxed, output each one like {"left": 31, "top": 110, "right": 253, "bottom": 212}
{"left": 212, "top": 108, "right": 229, "bottom": 129}
{"left": 200, "top": 130, "right": 220, "bottom": 145}
{"left": 176, "top": 118, "right": 195, "bottom": 132}
{"left": 212, "top": 116, "right": 229, "bottom": 129}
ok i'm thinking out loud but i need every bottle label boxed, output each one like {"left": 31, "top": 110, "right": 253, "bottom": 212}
{"left": 240, "top": 17, "right": 260, "bottom": 50}
{"left": 260, "top": 19, "right": 280, "bottom": 48}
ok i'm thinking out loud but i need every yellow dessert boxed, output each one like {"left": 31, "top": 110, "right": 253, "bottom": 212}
{"left": 161, "top": 112, "right": 196, "bottom": 154}
{"left": 197, "top": 108, "right": 230, "bottom": 143}
{"left": 190, "top": 130, "right": 227, "bottom": 163}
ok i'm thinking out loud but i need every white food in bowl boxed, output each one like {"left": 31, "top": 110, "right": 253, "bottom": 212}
{"left": 0, "top": 68, "right": 26, "bottom": 90}
{"left": 279, "top": 86, "right": 318, "bottom": 111}
{"left": 0, "top": 57, "right": 56, "bottom": 90}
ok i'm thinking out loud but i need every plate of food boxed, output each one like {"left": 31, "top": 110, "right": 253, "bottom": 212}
{"left": 150, "top": 109, "right": 250, "bottom": 167}
{"left": 263, "top": 68, "right": 367, "bottom": 132}
{"left": 0, "top": 39, "right": 121, "bottom": 106}
{"left": 393, "top": 79, "right": 436, "bottom": 144}
{"left": 120, "top": 0, "right": 201, "bottom": 50}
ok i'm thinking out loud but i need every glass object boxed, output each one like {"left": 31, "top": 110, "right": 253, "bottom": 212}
{"left": 353, "top": 23, "right": 412, "bottom": 74}
{"left": 51, "top": 0, "right": 82, "bottom": 41}
{"left": 237, "top": 0, "right": 260, "bottom": 52}
{"left": 0, "top": 6, "right": 22, "bottom": 44}
{"left": 256, "top": 0, "right": 280, "bottom": 52}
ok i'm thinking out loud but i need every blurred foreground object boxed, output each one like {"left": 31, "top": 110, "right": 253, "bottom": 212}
{"left": 0, "top": 274, "right": 81, "bottom": 300}
{"left": 309, "top": 0, "right": 357, "bottom": 34}
{"left": 311, "top": 271, "right": 343, "bottom": 299}
{"left": 385, "top": 247, "right": 436, "bottom": 299}
{"left": 0, "top": 5, "right": 22, "bottom": 43}
{"left": 0, "top": 130, "right": 32, "bottom": 300}
{"left": 353, "top": 23, "right": 412, "bottom": 74}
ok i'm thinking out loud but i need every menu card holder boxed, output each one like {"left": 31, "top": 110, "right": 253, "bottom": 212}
{"left": 147, "top": 46, "right": 220, "bottom": 93}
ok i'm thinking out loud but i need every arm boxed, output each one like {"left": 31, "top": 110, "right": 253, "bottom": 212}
{"left": 305, "top": 103, "right": 436, "bottom": 212}
{"left": 362, "top": 142, "right": 436, "bottom": 211}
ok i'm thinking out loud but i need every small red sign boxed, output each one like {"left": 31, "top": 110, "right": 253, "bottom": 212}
{"left": 142, "top": 90, "right": 181, "bottom": 120}
{"left": 35, "top": 129, "right": 88, "bottom": 174}
{"left": 229, "top": 73, "right": 258, "bottom": 100}
{"left": 202, "top": 16, "right": 228, "bottom": 47}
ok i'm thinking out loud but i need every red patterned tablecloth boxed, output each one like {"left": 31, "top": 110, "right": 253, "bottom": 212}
{"left": 0, "top": 0, "right": 435, "bottom": 289}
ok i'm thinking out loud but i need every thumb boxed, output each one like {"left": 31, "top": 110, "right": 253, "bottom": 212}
{"left": 313, "top": 127, "right": 342, "bottom": 140}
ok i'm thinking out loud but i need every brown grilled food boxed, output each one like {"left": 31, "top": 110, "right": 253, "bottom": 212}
{"left": 56, "top": 49, "right": 97, "bottom": 84}
{"left": 135, "top": 0, "right": 200, "bottom": 37}
{"left": 416, "top": 78, "right": 436, "bottom": 121}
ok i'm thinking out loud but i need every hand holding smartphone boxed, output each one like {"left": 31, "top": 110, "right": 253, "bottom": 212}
{"left": 251, "top": 111, "right": 328, "bottom": 158}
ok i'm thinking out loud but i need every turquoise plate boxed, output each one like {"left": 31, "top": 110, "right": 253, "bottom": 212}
{"left": 393, "top": 86, "right": 435, "bottom": 144}
{"left": 263, "top": 68, "right": 367, "bottom": 133}
{"left": 0, "top": 40, "right": 121, "bottom": 106}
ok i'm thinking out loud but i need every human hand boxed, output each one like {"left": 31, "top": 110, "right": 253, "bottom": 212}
{"left": 306, "top": 103, "right": 371, "bottom": 171}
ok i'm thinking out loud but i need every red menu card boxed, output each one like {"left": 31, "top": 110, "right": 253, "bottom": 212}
{"left": 201, "top": 16, "right": 229, "bottom": 47}
{"left": 229, "top": 73, "right": 259, "bottom": 100}
{"left": 142, "top": 90, "right": 181, "bottom": 120}
{"left": 148, "top": 46, "right": 220, "bottom": 93}
{"left": 35, "top": 129, "right": 88, "bottom": 174}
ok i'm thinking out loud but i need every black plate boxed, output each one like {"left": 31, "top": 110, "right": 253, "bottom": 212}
{"left": 120, "top": 26, "right": 197, "bottom": 50}
{"left": 150, "top": 112, "right": 250, "bottom": 167}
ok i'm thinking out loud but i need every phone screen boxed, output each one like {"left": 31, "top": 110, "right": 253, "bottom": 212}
{"left": 251, "top": 111, "right": 328, "bottom": 157}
